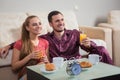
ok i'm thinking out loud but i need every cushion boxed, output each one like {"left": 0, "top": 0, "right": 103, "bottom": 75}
{"left": 108, "top": 10, "right": 120, "bottom": 26}
{"left": 0, "top": 13, "right": 27, "bottom": 47}
{"left": 0, "top": 50, "right": 13, "bottom": 67}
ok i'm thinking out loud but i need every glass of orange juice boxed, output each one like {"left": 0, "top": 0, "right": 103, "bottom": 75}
{"left": 80, "top": 33, "right": 87, "bottom": 42}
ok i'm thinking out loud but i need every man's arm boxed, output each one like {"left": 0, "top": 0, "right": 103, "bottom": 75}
{"left": 0, "top": 42, "right": 15, "bottom": 58}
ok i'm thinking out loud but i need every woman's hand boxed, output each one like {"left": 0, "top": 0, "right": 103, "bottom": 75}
{"left": 29, "top": 50, "right": 41, "bottom": 60}
{"left": 29, "top": 50, "right": 49, "bottom": 64}
{"left": 40, "top": 56, "right": 49, "bottom": 63}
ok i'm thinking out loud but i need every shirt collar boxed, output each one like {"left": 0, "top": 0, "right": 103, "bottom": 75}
{"left": 49, "top": 28, "right": 69, "bottom": 37}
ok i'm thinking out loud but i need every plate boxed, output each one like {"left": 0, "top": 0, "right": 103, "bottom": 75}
{"left": 40, "top": 67, "right": 57, "bottom": 73}
{"left": 82, "top": 67, "right": 91, "bottom": 71}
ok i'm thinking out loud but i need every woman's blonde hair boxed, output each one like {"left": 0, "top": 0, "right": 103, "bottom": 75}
{"left": 20, "top": 15, "right": 38, "bottom": 60}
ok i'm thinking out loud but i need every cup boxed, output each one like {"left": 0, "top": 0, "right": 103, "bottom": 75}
{"left": 53, "top": 57, "right": 64, "bottom": 69}
{"left": 88, "top": 54, "right": 102, "bottom": 65}
{"left": 80, "top": 33, "right": 87, "bottom": 42}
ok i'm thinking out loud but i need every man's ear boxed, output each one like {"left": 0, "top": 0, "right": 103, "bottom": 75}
{"left": 49, "top": 23, "right": 52, "bottom": 27}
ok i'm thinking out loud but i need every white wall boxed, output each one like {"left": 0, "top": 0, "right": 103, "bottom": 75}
{"left": 0, "top": 0, "right": 120, "bottom": 26}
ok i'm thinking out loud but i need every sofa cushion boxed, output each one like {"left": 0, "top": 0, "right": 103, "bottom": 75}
{"left": 0, "top": 13, "right": 27, "bottom": 48}
{"left": 0, "top": 50, "right": 13, "bottom": 67}
{"left": 108, "top": 10, "right": 120, "bottom": 26}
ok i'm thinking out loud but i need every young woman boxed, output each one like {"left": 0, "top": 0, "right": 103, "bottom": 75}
{"left": 11, "top": 15, "right": 49, "bottom": 80}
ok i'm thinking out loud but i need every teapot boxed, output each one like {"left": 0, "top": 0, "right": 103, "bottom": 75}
{"left": 66, "top": 57, "right": 82, "bottom": 76}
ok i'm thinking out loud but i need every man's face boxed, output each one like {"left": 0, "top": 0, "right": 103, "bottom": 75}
{"left": 49, "top": 14, "right": 65, "bottom": 32}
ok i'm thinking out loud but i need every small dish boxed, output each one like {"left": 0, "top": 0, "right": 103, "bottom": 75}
{"left": 82, "top": 67, "right": 91, "bottom": 71}
{"left": 40, "top": 67, "right": 57, "bottom": 74}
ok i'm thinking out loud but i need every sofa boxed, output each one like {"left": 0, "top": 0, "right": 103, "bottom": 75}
{"left": 0, "top": 11, "right": 111, "bottom": 80}
{"left": 98, "top": 10, "right": 120, "bottom": 67}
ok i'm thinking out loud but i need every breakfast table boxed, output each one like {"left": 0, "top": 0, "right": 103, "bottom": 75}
{"left": 27, "top": 58, "right": 120, "bottom": 80}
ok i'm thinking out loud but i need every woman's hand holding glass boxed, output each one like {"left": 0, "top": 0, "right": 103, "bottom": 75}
{"left": 30, "top": 50, "right": 41, "bottom": 60}
{"left": 29, "top": 50, "right": 48, "bottom": 64}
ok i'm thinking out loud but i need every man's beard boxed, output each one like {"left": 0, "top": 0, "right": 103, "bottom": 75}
{"left": 54, "top": 28, "right": 64, "bottom": 32}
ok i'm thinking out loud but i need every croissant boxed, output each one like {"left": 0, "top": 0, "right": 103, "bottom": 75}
{"left": 45, "top": 63, "right": 55, "bottom": 71}
{"left": 79, "top": 61, "right": 92, "bottom": 68}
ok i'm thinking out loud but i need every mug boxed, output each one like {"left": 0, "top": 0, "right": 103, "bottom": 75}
{"left": 88, "top": 54, "right": 102, "bottom": 65}
{"left": 53, "top": 57, "right": 64, "bottom": 69}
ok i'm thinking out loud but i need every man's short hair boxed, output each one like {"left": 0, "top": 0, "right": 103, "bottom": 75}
{"left": 48, "top": 10, "right": 63, "bottom": 22}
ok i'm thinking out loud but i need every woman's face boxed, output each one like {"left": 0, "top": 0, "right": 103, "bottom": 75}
{"left": 26, "top": 17, "right": 42, "bottom": 35}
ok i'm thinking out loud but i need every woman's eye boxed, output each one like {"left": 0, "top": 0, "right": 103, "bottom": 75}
{"left": 32, "top": 23, "right": 37, "bottom": 26}
{"left": 32, "top": 22, "right": 41, "bottom": 26}
{"left": 39, "top": 22, "right": 41, "bottom": 25}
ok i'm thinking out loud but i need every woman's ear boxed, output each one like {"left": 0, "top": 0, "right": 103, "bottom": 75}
{"left": 25, "top": 26, "right": 30, "bottom": 31}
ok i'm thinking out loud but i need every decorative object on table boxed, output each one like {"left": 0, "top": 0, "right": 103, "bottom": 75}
{"left": 66, "top": 57, "right": 82, "bottom": 76}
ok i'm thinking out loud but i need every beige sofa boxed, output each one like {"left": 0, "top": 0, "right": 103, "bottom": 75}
{"left": 0, "top": 11, "right": 112, "bottom": 80}
{"left": 98, "top": 10, "right": 120, "bottom": 67}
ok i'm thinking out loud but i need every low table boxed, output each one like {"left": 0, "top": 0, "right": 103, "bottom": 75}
{"left": 27, "top": 59, "right": 120, "bottom": 80}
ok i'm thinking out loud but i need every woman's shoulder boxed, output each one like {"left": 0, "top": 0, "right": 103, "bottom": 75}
{"left": 15, "top": 39, "right": 22, "bottom": 45}
{"left": 14, "top": 39, "right": 22, "bottom": 48}
{"left": 38, "top": 38, "right": 49, "bottom": 47}
{"left": 14, "top": 39, "right": 22, "bottom": 50}
{"left": 39, "top": 38, "right": 48, "bottom": 43}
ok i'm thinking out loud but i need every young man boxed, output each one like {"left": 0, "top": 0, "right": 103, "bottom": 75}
{"left": 0, "top": 10, "right": 113, "bottom": 64}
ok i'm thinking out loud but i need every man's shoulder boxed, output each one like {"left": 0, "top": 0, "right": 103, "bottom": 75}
{"left": 65, "top": 29, "right": 79, "bottom": 33}
{"left": 39, "top": 32, "right": 52, "bottom": 39}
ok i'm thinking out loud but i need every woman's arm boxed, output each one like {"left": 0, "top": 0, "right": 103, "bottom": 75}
{"left": 12, "top": 48, "right": 42, "bottom": 71}
{"left": 11, "top": 48, "right": 31, "bottom": 71}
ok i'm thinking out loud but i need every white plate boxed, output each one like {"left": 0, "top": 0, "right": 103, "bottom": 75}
{"left": 40, "top": 67, "right": 57, "bottom": 73}
{"left": 82, "top": 67, "right": 91, "bottom": 71}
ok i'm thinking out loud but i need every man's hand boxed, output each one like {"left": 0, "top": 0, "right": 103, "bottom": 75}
{"left": 80, "top": 37, "right": 91, "bottom": 48}
{"left": 0, "top": 45, "right": 11, "bottom": 58}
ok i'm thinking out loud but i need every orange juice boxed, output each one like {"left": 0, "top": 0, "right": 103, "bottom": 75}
{"left": 40, "top": 53, "right": 44, "bottom": 58}
{"left": 80, "top": 33, "right": 87, "bottom": 42}
{"left": 39, "top": 51, "right": 44, "bottom": 59}
{"left": 37, "top": 51, "right": 44, "bottom": 62}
